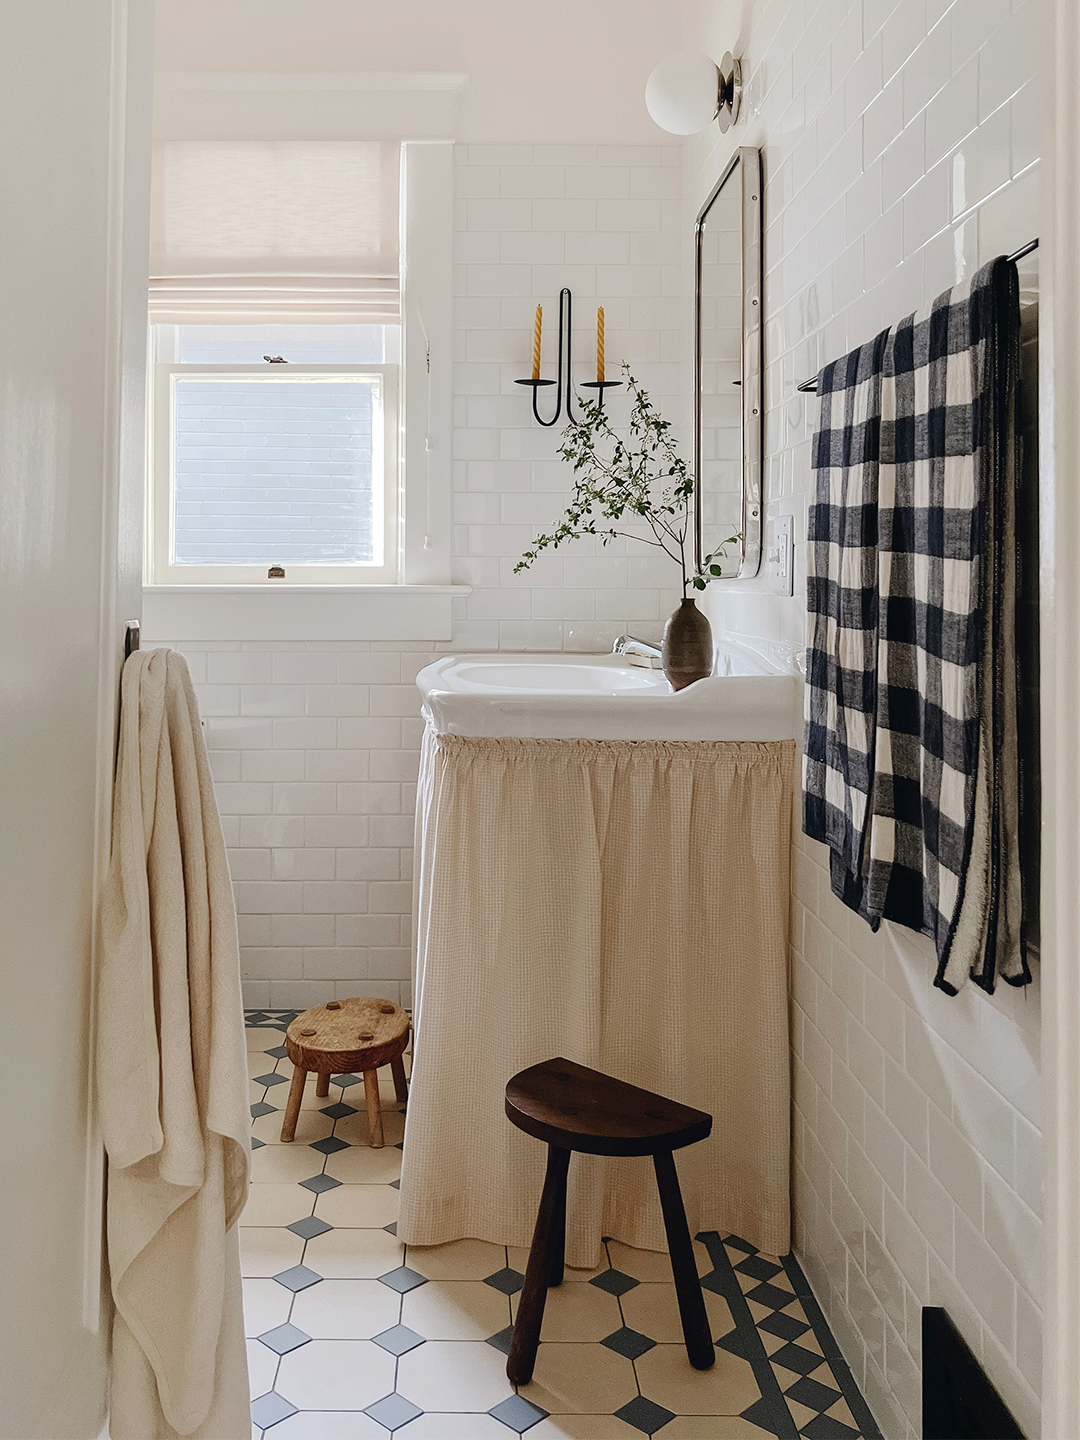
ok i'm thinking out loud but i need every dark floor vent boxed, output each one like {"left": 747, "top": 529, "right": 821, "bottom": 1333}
{"left": 922, "top": 1308, "right": 1024, "bottom": 1439}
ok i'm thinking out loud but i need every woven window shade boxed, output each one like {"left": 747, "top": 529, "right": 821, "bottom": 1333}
{"left": 149, "top": 140, "right": 400, "bottom": 323}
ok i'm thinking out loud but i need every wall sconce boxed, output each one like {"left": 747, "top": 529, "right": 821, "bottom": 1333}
{"left": 645, "top": 50, "right": 742, "bottom": 135}
{"left": 516, "top": 288, "right": 621, "bottom": 427}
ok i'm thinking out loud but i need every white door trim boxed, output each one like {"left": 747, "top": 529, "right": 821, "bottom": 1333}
{"left": 1041, "top": 0, "right": 1080, "bottom": 1428}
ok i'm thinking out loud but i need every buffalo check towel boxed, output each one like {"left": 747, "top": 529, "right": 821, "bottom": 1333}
{"left": 804, "top": 257, "right": 1031, "bottom": 993}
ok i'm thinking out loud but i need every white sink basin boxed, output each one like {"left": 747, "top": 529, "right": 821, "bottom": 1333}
{"left": 416, "top": 649, "right": 799, "bottom": 742}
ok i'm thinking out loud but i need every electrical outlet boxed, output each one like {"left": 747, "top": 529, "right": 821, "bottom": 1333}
{"left": 765, "top": 514, "right": 794, "bottom": 596}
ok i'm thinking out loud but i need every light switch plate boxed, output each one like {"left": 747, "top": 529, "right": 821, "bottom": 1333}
{"left": 765, "top": 514, "right": 794, "bottom": 596}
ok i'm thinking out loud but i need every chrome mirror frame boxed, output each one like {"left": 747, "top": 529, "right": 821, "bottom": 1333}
{"left": 694, "top": 146, "right": 763, "bottom": 579}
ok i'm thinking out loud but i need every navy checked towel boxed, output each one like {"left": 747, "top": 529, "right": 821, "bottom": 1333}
{"left": 804, "top": 257, "right": 1030, "bottom": 993}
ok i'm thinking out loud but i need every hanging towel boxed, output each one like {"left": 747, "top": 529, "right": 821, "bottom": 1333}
{"left": 96, "top": 647, "right": 251, "bottom": 1439}
{"left": 804, "top": 258, "right": 1030, "bottom": 993}
{"left": 803, "top": 326, "right": 890, "bottom": 913}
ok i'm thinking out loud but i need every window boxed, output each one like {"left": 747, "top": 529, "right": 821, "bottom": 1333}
{"left": 148, "top": 324, "right": 400, "bottom": 584}
{"left": 145, "top": 141, "right": 403, "bottom": 586}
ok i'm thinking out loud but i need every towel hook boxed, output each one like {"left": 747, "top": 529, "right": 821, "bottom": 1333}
{"left": 124, "top": 620, "right": 140, "bottom": 659}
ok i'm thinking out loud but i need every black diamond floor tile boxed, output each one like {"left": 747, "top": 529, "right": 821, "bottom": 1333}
{"left": 378, "top": 1265, "right": 427, "bottom": 1294}
{"left": 298, "top": 1173, "right": 340, "bottom": 1194}
{"left": 735, "top": 1253, "right": 785, "bottom": 1282}
{"left": 364, "top": 1393, "right": 423, "bottom": 1430}
{"left": 257, "top": 1322, "right": 310, "bottom": 1356}
{"left": 771, "top": 1341, "right": 828, "bottom": 1376}
{"left": 250, "top": 1392, "right": 298, "bottom": 1429}
{"left": 251, "top": 1101, "right": 276, "bottom": 1120}
{"left": 489, "top": 1394, "right": 548, "bottom": 1432}
{"left": 601, "top": 1325, "right": 656, "bottom": 1360}
{"left": 758, "top": 1310, "right": 811, "bottom": 1342}
{"left": 272, "top": 1264, "right": 322, "bottom": 1293}
{"left": 372, "top": 1323, "right": 425, "bottom": 1356}
{"left": 745, "top": 1279, "right": 798, "bottom": 1310}
{"left": 800, "top": 1413, "right": 861, "bottom": 1440}
{"left": 485, "top": 1325, "right": 515, "bottom": 1355}
{"left": 589, "top": 1268, "right": 639, "bottom": 1297}
{"left": 384, "top": 1222, "right": 398, "bottom": 1236}
{"left": 319, "top": 1102, "right": 357, "bottom": 1120}
{"left": 723, "top": 1233, "right": 758, "bottom": 1254}
{"left": 253, "top": 1072, "right": 288, "bottom": 1088}
{"left": 335, "top": 1073, "right": 363, "bottom": 1088}
{"left": 389, "top": 1178, "right": 401, "bottom": 1190}
{"left": 785, "top": 1375, "right": 844, "bottom": 1412}
{"left": 286, "top": 1215, "right": 333, "bottom": 1241}
{"left": 250, "top": 1136, "right": 265, "bottom": 1150}
{"left": 615, "top": 1395, "right": 676, "bottom": 1434}
{"left": 309, "top": 1136, "right": 349, "bottom": 1155}
{"left": 265, "top": 1045, "right": 288, "bottom": 1059}
{"left": 483, "top": 1266, "right": 525, "bottom": 1295}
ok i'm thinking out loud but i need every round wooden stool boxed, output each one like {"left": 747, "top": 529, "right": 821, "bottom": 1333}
{"left": 281, "top": 998, "right": 410, "bottom": 1148}
{"left": 504, "top": 1056, "right": 714, "bottom": 1385}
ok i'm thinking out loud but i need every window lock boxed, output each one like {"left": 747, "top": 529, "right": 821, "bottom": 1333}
{"left": 268, "top": 565, "right": 286, "bottom": 579}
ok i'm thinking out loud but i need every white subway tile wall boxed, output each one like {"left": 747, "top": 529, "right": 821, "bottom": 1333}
{"left": 689, "top": 0, "right": 1040, "bottom": 1435}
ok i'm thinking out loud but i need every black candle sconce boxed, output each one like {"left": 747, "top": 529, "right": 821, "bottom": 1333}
{"left": 515, "top": 287, "right": 622, "bottom": 426}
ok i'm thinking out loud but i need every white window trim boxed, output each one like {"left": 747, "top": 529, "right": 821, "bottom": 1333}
{"left": 148, "top": 361, "right": 399, "bottom": 585}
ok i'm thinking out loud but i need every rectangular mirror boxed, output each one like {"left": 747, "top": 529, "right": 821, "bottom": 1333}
{"left": 695, "top": 147, "right": 763, "bottom": 578}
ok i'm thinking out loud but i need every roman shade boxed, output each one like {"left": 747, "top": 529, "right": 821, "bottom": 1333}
{"left": 149, "top": 140, "right": 400, "bottom": 323}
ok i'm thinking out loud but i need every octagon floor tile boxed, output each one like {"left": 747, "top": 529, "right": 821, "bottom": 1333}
{"left": 275, "top": 1339, "right": 396, "bottom": 1410}
{"left": 517, "top": 1342, "right": 639, "bottom": 1415}
{"left": 633, "top": 1343, "right": 761, "bottom": 1416}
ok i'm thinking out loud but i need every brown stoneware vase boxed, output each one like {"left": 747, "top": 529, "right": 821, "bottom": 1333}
{"left": 662, "top": 597, "right": 714, "bottom": 691}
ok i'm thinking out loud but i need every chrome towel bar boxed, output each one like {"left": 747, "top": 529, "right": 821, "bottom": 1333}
{"left": 796, "top": 239, "right": 1039, "bottom": 394}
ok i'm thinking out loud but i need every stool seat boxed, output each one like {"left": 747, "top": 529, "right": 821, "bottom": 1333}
{"left": 504, "top": 1057, "right": 715, "bottom": 1386}
{"left": 279, "top": 998, "right": 410, "bottom": 1148}
{"left": 505, "top": 1057, "right": 712, "bottom": 1157}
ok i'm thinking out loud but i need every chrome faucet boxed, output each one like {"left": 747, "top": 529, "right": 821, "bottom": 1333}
{"left": 612, "top": 634, "right": 662, "bottom": 665}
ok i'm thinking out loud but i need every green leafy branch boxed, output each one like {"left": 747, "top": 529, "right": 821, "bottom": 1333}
{"left": 514, "top": 365, "right": 739, "bottom": 596}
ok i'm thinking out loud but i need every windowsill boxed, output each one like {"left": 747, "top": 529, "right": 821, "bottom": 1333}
{"left": 143, "top": 583, "right": 468, "bottom": 594}
{"left": 142, "top": 582, "right": 471, "bottom": 643}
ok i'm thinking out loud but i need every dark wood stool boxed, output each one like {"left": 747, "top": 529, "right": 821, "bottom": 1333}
{"left": 504, "top": 1056, "right": 714, "bottom": 1385}
{"left": 281, "top": 998, "right": 409, "bottom": 1148}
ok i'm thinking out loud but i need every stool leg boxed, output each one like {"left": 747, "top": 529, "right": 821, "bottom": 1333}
{"left": 390, "top": 1054, "right": 409, "bottom": 1103}
{"left": 280, "top": 1066, "right": 308, "bottom": 1143}
{"left": 507, "top": 1144, "right": 570, "bottom": 1386}
{"left": 364, "top": 1068, "right": 384, "bottom": 1148}
{"left": 316, "top": 1071, "right": 331, "bottom": 1098}
{"left": 547, "top": 1150, "right": 568, "bottom": 1288}
{"left": 653, "top": 1149, "right": 714, "bottom": 1370}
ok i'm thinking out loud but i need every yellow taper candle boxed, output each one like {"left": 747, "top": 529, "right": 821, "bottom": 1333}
{"left": 596, "top": 306, "right": 605, "bottom": 383}
{"left": 532, "top": 305, "right": 542, "bottom": 380}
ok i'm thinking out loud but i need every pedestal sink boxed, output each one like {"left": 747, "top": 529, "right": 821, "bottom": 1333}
{"left": 415, "top": 643, "right": 799, "bottom": 741}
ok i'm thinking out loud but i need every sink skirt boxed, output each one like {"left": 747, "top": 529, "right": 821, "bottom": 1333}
{"left": 399, "top": 730, "right": 795, "bottom": 1266}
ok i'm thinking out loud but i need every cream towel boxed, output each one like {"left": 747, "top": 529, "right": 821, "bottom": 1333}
{"left": 97, "top": 648, "right": 251, "bottom": 1439}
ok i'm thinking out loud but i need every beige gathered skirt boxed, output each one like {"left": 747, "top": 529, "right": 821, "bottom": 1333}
{"left": 399, "top": 731, "right": 794, "bottom": 1266}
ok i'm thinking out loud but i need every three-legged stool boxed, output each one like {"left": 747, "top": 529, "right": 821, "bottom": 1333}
{"left": 281, "top": 998, "right": 409, "bottom": 1148}
{"left": 504, "top": 1056, "right": 714, "bottom": 1384}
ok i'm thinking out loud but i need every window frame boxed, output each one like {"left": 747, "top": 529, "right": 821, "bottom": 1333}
{"left": 147, "top": 359, "right": 400, "bottom": 586}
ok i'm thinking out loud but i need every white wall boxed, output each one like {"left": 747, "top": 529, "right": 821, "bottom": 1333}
{"left": 0, "top": 1, "right": 154, "bottom": 1435}
{"left": 152, "top": 0, "right": 728, "bottom": 144}
{"left": 688, "top": 0, "right": 1041, "bottom": 1434}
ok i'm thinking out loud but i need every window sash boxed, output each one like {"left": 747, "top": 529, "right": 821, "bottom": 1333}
{"left": 148, "top": 364, "right": 400, "bottom": 585}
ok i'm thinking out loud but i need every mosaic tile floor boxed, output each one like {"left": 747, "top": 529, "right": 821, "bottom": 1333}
{"left": 244, "top": 1011, "right": 882, "bottom": 1439}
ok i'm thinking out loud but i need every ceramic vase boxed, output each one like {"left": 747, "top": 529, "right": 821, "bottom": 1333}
{"left": 662, "top": 597, "right": 714, "bottom": 691}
